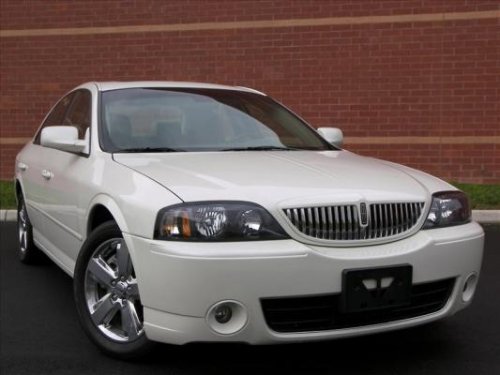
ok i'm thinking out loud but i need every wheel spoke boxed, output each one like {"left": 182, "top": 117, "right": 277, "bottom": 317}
{"left": 87, "top": 256, "right": 117, "bottom": 288}
{"left": 18, "top": 209, "right": 28, "bottom": 251}
{"left": 116, "top": 241, "right": 132, "bottom": 278}
{"left": 19, "top": 205, "right": 27, "bottom": 225}
{"left": 121, "top": 300, "right": 141, "bottom": 340}
{"left": 84, "top": 237, "right": 144, "bottom": 342}
{"left": 21, "top": 231, "right": 26, "bottom": 249}
{"left": 91, "top": 293, "right": 120, "bottom": 325}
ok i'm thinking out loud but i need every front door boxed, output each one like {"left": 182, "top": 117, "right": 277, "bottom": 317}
{"left": 37, "top": 89, "right": 92, "bottom": 267}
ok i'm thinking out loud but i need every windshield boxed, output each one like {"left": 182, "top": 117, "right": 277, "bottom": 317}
{"left": 99, "top": 88, "right": 336, "bottom": 152}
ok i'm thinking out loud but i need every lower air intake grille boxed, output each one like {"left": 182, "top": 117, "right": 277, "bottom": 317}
{"left": 261, "top": 278, "right": 455, "bottom": 333}
{"left": 283, "top": 202, "right": 425, "bottom": 241}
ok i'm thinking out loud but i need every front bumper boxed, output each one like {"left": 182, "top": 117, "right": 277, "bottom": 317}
{"left": 124, "top": 222, "right": 484, "bottom": 345}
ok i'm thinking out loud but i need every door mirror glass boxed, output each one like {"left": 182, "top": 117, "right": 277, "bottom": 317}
{"left": 40, "top": 126, "right": 87, "bottom": 153}
{"left": 317, "top": 127, "right": 343, "bottom": 148}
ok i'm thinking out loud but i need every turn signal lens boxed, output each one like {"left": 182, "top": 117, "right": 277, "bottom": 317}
{"left": 181, "top": 211, "right": 192, "bottom": 238}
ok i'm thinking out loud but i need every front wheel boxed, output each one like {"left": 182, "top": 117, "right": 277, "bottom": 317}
{"left": 73, "top": 221, "right": 154, "bottom": 359}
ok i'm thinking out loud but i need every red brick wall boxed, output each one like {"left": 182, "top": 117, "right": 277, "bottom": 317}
{"left": 1, "top": 0, "right": 499, "bottom": 182}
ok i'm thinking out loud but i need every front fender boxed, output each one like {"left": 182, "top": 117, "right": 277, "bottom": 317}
{"left": 85, "top": 194, "right": 130, "bottom": 235}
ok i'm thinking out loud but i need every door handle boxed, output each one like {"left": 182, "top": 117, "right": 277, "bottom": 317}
{"left": 17, "top": 162, "right": 28, "bottom": 172}
{"left": 41, "top": 169, "right": 53, "bottom": 180}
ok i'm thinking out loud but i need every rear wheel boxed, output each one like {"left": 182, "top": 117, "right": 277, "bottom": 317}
{"left": 17, "top": 195, "right": 40, "bottom": 264}
{"left": 74, "top": 221, "right": 154, "bottom": 359}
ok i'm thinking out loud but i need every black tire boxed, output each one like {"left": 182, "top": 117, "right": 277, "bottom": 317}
{"left": 17, "top": 195, "right": 40, "bottom": 264}
{"left": 74, "top": 220, "right": 154, "bottom": 359}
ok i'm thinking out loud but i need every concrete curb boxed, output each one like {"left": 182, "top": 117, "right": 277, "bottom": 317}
{"left": 0, "top": 209, "right": 17, "bottom": 222}
{"left": 1, "top": 209, "right": 499, "bottom": 223}
{"left": 472, "top": 210, "right": 500, "bottom": 224}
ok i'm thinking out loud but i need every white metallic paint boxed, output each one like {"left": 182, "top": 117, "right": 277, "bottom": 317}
{"left": 15, "top": 81, "right": 484, "bottom": 345}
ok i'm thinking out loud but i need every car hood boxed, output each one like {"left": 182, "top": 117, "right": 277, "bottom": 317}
{"left": 113, "top": 151, "right": 444, "bottom": 209}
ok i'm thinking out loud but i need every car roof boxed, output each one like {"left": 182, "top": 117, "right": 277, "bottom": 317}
{"left": 90, "top": 81, "right": 265, "bottom": 95}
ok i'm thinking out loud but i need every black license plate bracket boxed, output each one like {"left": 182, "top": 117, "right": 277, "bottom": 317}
{"left": 341, "top": 265, "right": 413, "bottom": 313}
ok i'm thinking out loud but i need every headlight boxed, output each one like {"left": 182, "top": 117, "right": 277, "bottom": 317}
{"left": 423, "top": 191, "right": 471, "bottom": 229}
{"left": 154, "top": 201, "right": 289, "bottom": 241}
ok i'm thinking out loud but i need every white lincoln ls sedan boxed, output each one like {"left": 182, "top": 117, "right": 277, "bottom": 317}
{"left": 15, "top": 81, "right": 484, "bottom": 358}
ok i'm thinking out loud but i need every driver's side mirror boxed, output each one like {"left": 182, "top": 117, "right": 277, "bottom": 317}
{"left": 40, "top": 126, "right": 87, "bottom": 153}
{"left": 317, "top": 127, "right": 343, "bottom": 148}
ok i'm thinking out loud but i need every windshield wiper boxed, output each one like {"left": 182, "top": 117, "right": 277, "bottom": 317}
{"left": 221, "top": 146, "right": 298, "bottom": 151}
{"left": 117, "top": 147, "right": 185, "bottom": 153}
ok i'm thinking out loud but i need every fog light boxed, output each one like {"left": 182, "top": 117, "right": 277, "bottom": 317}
{"left": 206, "top": 300, "right": 248, "bottom": 335}
{"left": 462, "top": 273, "right": 478, "bottom": 303}
{"left": 214, "top": 304, "right": 233, "bottom": 324}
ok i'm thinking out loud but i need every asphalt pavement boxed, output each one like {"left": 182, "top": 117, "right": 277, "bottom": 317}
{"left": 1, "top": 222, "right": 499, "bottom": 375}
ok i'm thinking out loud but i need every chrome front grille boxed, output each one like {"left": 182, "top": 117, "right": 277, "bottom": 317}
{"left": 283, "top": 202, "right": 425, "bottom": 241}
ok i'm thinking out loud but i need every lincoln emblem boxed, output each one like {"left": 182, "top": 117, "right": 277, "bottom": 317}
{"left": 360, "top": 202, "right": 368, "bottom": 226}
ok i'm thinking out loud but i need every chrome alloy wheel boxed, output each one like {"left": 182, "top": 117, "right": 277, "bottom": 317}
{"left": 18, "top": 202, "right": 28, "bottom": 253}
{"left": 84, "top": 239, "right": 144, "bottom": 342}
